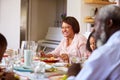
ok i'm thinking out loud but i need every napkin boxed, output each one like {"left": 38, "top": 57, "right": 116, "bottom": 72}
{"left": 52, "top": 62, "right": 67, "bottom": 67}
{"left": 34, "top": 62, "right": 52, "bottom": 73}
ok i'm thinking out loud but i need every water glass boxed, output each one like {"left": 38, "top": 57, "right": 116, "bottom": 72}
{"left": 21, "top": 41, "right": 38, "bottom": 57}
{"left": 69, "top": 56, "right": 80, "bottom": 64}
{"left": 24, "top": 49, "right": 33, "bottom": 67}
{"left": 21, "top": 41, "right": 37, "bottom": 51}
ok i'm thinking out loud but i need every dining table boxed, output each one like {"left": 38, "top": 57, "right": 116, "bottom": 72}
{"left": 0, "top": 49, "right": 86, "bottom": 80}
{"left": 1, "top": 54, "right": 68, "bottom": 80}
{"left": 1, "top": 49, "right": 86, "bottom": 80}
{"left": 14, "top": 65, "right": 68, "bottom": 80}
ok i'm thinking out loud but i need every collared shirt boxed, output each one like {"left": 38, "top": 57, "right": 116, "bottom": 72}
{"left": 50, "top": 33, "right": 88, "bottom": 58}
{"left": 75, "top": 30, "right": 120, "bottom": 80}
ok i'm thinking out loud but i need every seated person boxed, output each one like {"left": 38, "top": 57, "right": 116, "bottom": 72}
{"left": 86, "top": 30, "right": 97, "bottom": 57}
{"left": 0, "top": 33, "right": 19, "bottom": 80}
{"left": 66, "top": 5, "right": 120, "bottom": 80}
{"left": 67, "top": 63, "right": 82, "bottom": 77}
{"left": 64, "top": 31, "right": 97, "bottom": 80}
{"left": 40, "top": 16, "right": 88, "bottom": 63}
{"left": 59, "top": 63, "right": 82, "bottom": 80}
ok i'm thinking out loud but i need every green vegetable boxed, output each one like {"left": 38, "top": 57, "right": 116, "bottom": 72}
{"left": 61, "top": 74, "right": 67, "bottom": 80}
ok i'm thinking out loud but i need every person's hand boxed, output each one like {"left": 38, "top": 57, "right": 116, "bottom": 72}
{"left": 39, "top": 50, "right": 54, "bottom": 58}
{"left": 67, "top": 63, "right": 82, "bottom": 77}
{"left": 0, "top": 72, "right": 19, "bottom": 80}
{"left": 39, "top": 50, "right": 45, "bottom": 57}
{"left": 4, "top": 72, "right": 17, "bottom": 80}
{"left": 45, "top": 53, "right": 53, "bottom": 58}
{"left": 60, "top": 53, "right": 69, "bottom": 63}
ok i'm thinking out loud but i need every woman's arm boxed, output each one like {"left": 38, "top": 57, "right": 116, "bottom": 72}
{"left": 40, "top": 39, "right": 64, "bottom": 58}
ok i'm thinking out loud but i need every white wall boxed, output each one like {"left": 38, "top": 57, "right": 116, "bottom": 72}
{"left": 28, "top": 0, "right": 57, "bottom": 41}
{"left": 29, "top": 0, "right": 66, "bottom": 41}
{"left": 0, "top": 0, "right": 20, "bottom": 49}
{"left": 67, "top": 0, "right": 83, "bottom": 33}
{"left": 67, "top": 0, "right": 109, "bottom": 34}
{"left": 56, "top": 0, "right": 67, "bottom": 27}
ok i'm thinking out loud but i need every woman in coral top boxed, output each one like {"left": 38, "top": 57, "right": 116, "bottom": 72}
{"left": 41, "top": 16, "right": 88, "bottom": 63}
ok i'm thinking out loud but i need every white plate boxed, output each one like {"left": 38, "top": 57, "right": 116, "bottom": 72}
{"left": 52, "top": 63, "right": 67, "bottom": 67}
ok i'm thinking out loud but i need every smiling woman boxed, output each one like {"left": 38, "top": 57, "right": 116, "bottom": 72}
{"left": 40, "top": 16, "right": 89, "bottom": 63}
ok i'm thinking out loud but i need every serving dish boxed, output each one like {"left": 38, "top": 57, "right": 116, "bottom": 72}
{"left": 40, "top": 57, "right": 59, "bottom": 63}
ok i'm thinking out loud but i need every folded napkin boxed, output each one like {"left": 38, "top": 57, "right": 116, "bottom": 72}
{"left": 52, "top": 62, "right": 67, "bottom": 67}
{"left": 34, "top": 62, "right": 52, "bottom": 73}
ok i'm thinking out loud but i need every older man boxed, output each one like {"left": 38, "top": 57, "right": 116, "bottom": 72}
{"left": 67, "top": 5, "right": 120, "bottom": 80}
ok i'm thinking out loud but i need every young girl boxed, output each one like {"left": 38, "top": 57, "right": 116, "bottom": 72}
{"left": 86, "top": 30, "right": 97, "bottom": 57}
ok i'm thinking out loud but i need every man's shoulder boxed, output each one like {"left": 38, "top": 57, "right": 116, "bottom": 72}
{"left": 108, "top": 30, "right": 120, "bottom": 42}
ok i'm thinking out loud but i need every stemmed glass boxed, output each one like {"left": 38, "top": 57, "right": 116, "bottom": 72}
{"left": 68, "top": 50, "right": 81, "bottom": 64}
{"left": 69, "top": 55, "right": 80, "bottom": 64}
{"left": 4, "top": 49, "right": 16, "bottom": 72}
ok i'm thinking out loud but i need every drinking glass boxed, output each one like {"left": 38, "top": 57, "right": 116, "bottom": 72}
{"left": 69, "top": 50, "right": 81, "bottom": 64}
{"left": 21, "top": 41, "right": 38, "bottom": 68}
{"left": 21, "top": 41, "right": 36, "bottom": 50}
{"left": 21, "top": 41, "right": 38, "bottom": 56}
{"left": 79, "top": 53, "right": 88, "bottom": 65}
{"left": 4, "top": 49, "right": 16, "bottom": 71}
{"left": 69, "top": 55, "right": 80, "bottom": 64}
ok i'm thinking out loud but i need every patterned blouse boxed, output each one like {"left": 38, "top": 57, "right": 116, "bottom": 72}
{"left": 50, "top": 33, "right": 89, "bottom": 58}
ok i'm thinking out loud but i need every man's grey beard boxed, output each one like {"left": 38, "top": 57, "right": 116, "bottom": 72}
{"left": 96, "top": 31, "right": 106, "bottom": 47}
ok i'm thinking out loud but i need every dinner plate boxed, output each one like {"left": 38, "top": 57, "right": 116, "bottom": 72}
{"left": 42, "top": 59, "right": 59, "bottom": 63}
{"left": 40, "top": 58, "right": 59, "bottom": 63}
{"left": 48, "top": 74, "right": 66, "bottom": 80}
{"left": 52, "top": 63, "right": 67, "bottom": 67}
{"left": 14, "top": 66, "right": 33, "bottom": 72}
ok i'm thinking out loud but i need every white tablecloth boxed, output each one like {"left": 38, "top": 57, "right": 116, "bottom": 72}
{"left": 14, "top": 66, "right": 68, "bottom": 80}
{"left": 14, "top": 70, "right": 49, "bottom": 80}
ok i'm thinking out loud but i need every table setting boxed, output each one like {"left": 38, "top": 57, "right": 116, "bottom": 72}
{"left": 1, "top": 48, "right": 87, "bottom": 80}
{"left": 13, "top": 56, "right": 68, "bottom": 80}
{"left": 1, "top": 50, "right": 87, "bottom": 80}
{"left": 1, "top": 48, "right": 68, "bottom": 80}
{"left": 0, "top": 40, "right": 88, "bottom": 80}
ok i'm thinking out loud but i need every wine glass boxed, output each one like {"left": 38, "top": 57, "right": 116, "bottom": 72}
{"left": 69, "top": 55, "right": 80, "bottom": 64}
{"left": 4, "top": 49, "right": 16, "bottom": 72}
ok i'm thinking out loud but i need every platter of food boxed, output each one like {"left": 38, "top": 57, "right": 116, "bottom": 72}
{"left": 40, "top": 57, "right": 59, "bottom": 63}
{"left": 45, "top": 67, "right": 57, "bottom": 72}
